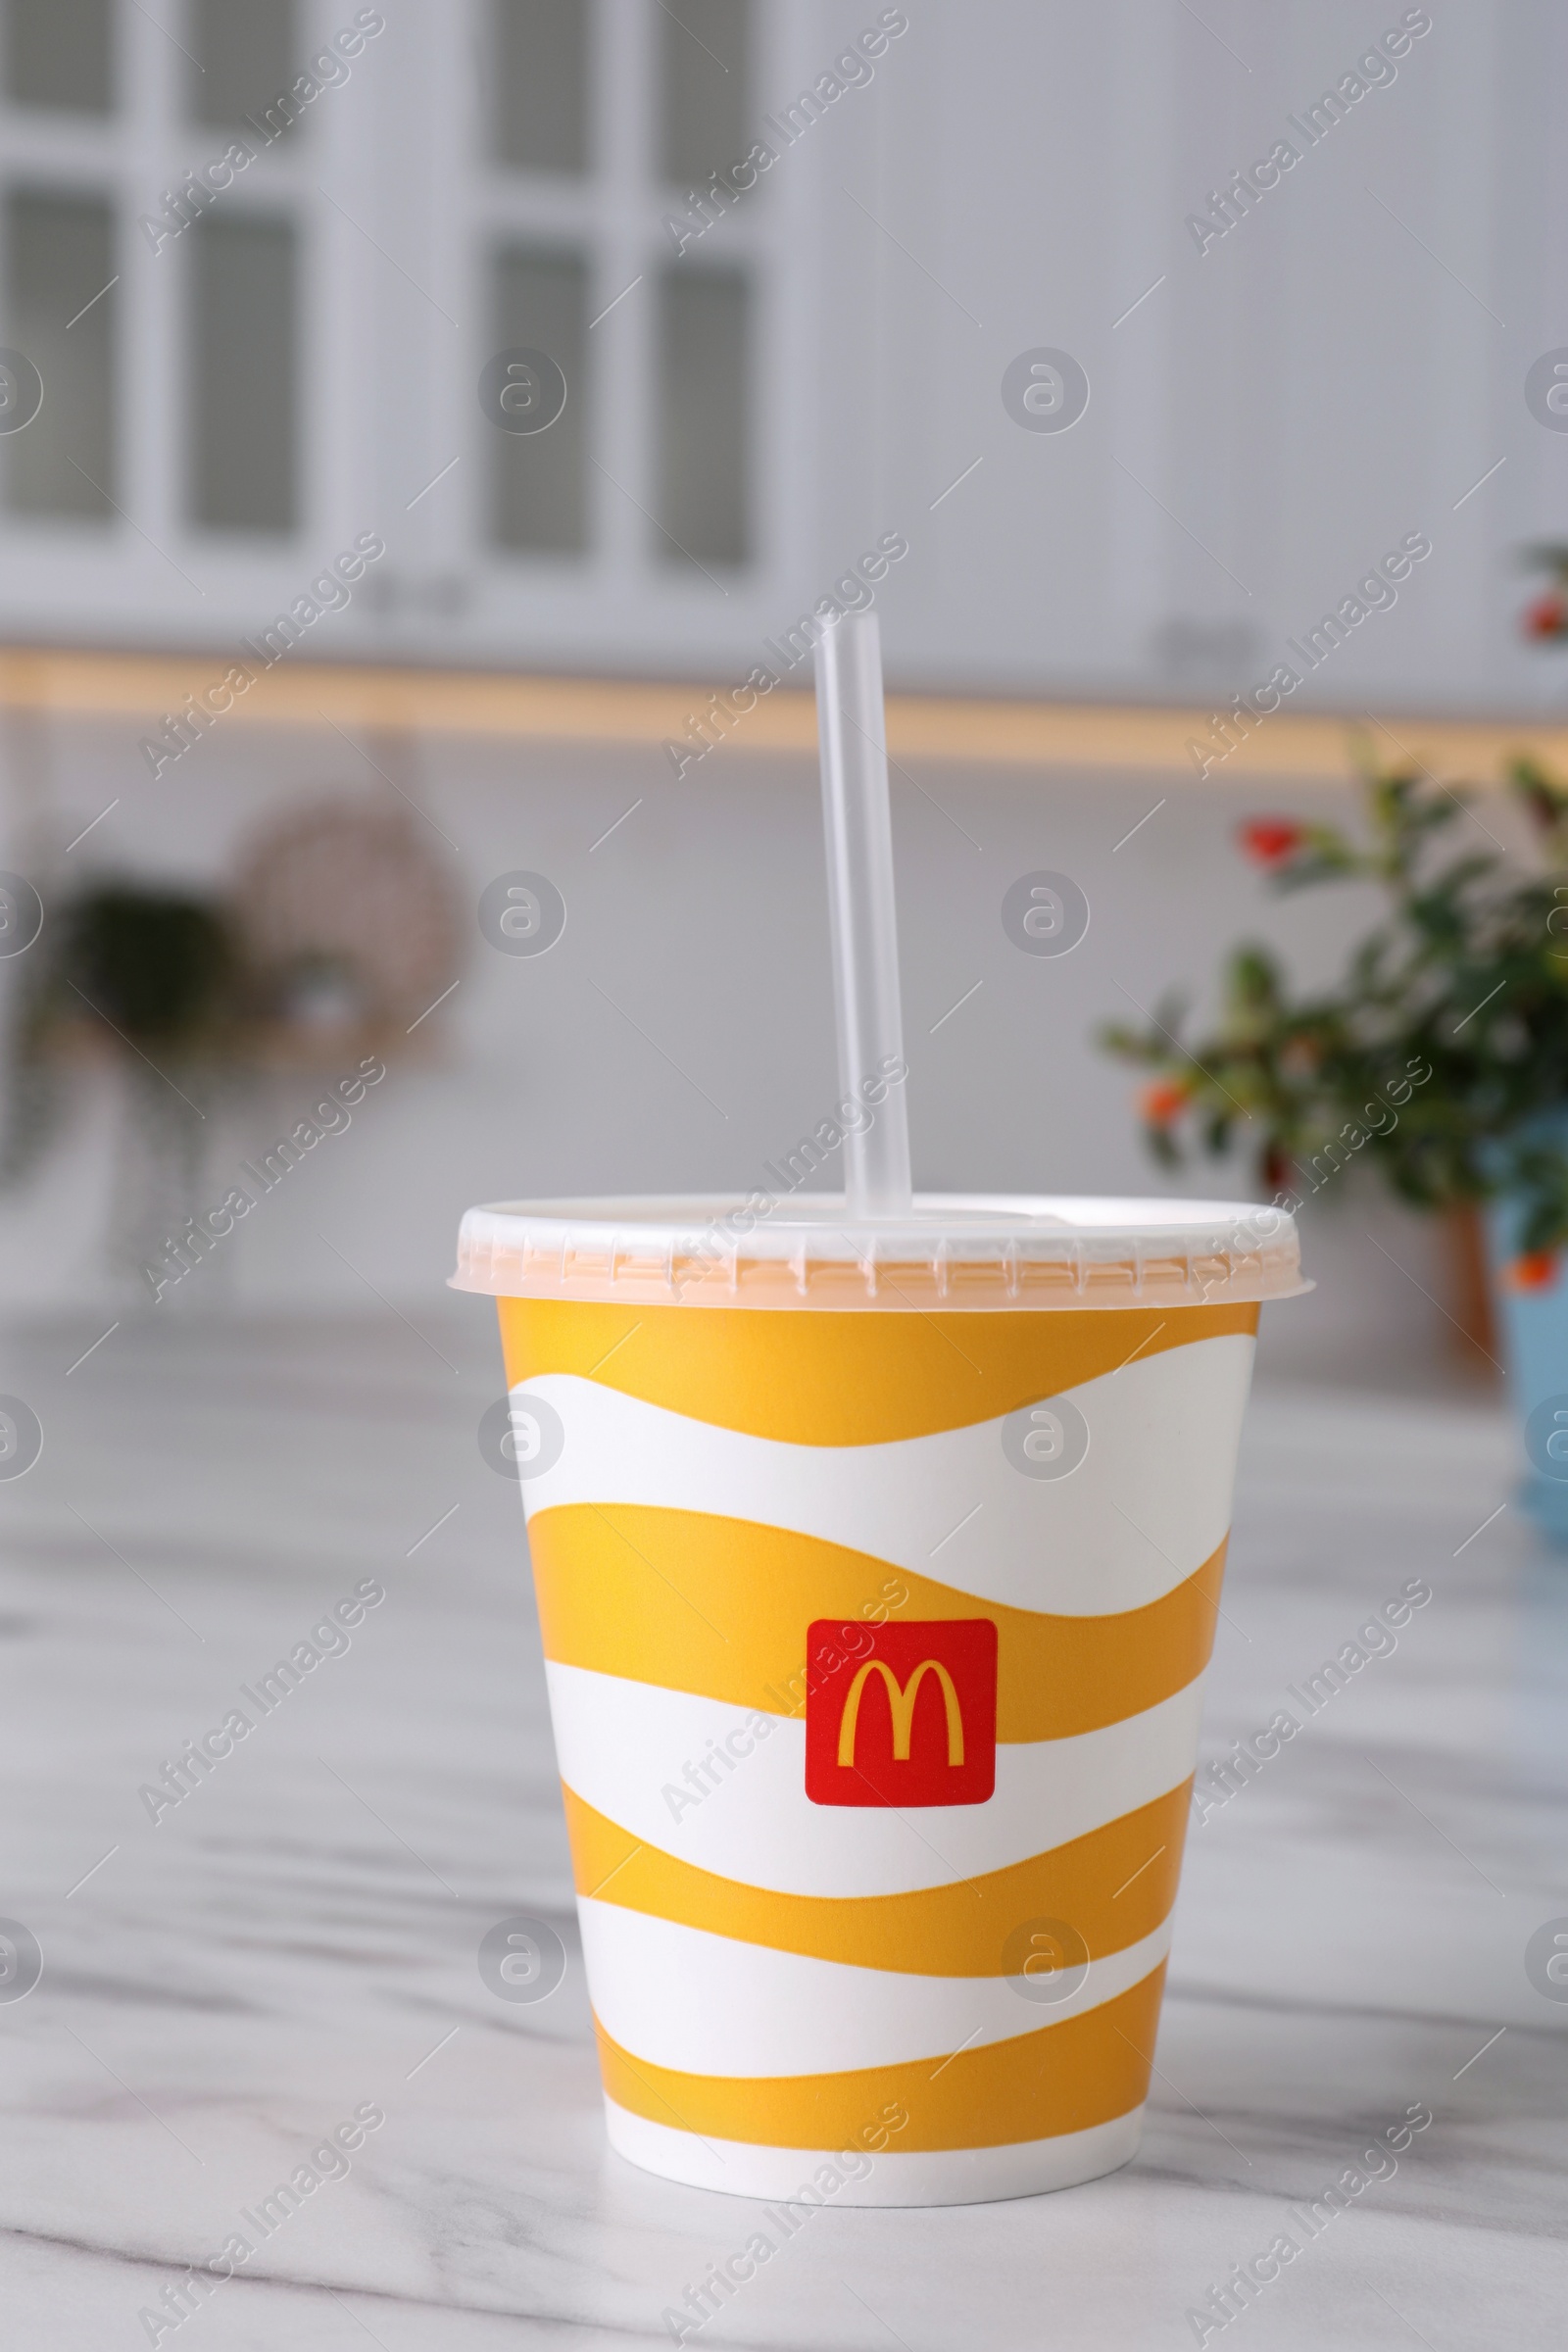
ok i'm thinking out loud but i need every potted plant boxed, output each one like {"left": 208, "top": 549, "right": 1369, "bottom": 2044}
{"left": 1520, "top": 541, "right": 1568, "bottom": 643}
{"left": 0, "top": 881, "right": 240, "bottom": 1272}
{"left": 1100, "top": 750, "right": 1568, "bottom": 1542}
{"left": 0, "top": 807, "right": 462, "bottom": 1292}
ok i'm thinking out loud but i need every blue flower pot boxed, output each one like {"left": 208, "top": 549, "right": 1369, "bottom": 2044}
{"left": 1487, "top": 1131, "right": 1568, "bottom": 1545}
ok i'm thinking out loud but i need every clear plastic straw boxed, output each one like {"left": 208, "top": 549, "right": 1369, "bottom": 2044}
{"left": 812, "top": 609, "right": 913, "bottom": 1218}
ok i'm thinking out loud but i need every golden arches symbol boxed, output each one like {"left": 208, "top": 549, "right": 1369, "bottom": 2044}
{"left": 836, "top": 1657, "right": 965, "bottom": 1769}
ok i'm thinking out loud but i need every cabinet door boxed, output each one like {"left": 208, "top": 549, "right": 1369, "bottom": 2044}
{"left": 860, "top": 0, "right": 1556, "bottom": 712}
{"left": 376, "top": 0, "right": 815, "bottom": 676}
{"left": 0, "top": 0, "right": 391, "bottom": 644}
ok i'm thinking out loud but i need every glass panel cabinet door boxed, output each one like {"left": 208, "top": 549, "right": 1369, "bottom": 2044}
{"left": 188, "top": 214, "right": 299, "bottom": 534}
{"left": 489, "top": 245, "right": 589, "bottom": 555}
{"left": 656, "top": 265, "right": 750, "bottom": 569}
{"left": 189, "top": 0, "right": 298, "bottom": 134}
{"left": 658, "top": 0, "right": 749, "bottom": 187}
{"left": 395, "top": 0, "right": 805, "bottom": 675}
{"left": 3, "top": 189, "right": 117, "bottom": 516}
{"left": 3, "top": 0, "right": 114, "bottom": 116}
{"left": 0, "top": 0, "right": 816, "bottom": 670}
{"left": 492, "top": 0, "right": 591, "bottom": 175}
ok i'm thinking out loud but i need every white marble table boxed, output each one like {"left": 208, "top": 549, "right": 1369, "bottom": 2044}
{"left": 1, "top": 1307, "right": 1564, "bottom": 2349}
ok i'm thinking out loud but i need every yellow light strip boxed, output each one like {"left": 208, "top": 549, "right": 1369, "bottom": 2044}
{"left": 0, "top": 643, "right": 1559, "bottom": 779}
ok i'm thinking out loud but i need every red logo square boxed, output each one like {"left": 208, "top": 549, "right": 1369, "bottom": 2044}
{"left": 805, "top": 1618, "right": 998, "bottom": 1807}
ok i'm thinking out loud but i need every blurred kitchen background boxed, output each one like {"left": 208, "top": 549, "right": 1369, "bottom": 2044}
{"left": 1, "top": 0, "right": 1565, "bottom": 1389}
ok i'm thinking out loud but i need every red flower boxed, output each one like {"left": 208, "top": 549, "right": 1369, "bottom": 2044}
{"left": 1140, "top": 1080, "right": 1190, "bottom": 1126}
{"left": 1238, "top": 819, "right": 1305, "bottom": 867}
{"left": 1504, "top": 1250, "right": 1560, "bottom": 1294}
{"left": 1524, "top": 592, "right": 1567, "bottom": 641}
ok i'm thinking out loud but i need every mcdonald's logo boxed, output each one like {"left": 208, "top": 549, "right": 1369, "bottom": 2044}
{"left": 838, "top": 1657, "right": 965, "bottom": 1768}
{"left": 805, "top": 1619, "right": 998, "bottom": 1808}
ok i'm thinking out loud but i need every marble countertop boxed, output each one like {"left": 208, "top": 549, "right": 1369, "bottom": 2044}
{"left": 1, "top": 1307, "right": 1564, "bottom": 2349}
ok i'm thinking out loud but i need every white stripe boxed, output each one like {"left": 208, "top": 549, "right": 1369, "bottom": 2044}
{"left": 518, "top": 1334, "right": 1253, "bottom": 1614}
{"left": 582, "top": 1898, "right": 1171, "bottom": 2077}
{"left": 605, "top": 2098, "right": 1145, "bottom": 2203}
{"left": 550, "top": 1661, "right": 1205, "bottom": 1896}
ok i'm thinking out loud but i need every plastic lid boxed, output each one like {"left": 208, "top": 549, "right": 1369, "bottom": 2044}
{"left": 451, "top": 1191, "right": 1307, "bottom": 1312}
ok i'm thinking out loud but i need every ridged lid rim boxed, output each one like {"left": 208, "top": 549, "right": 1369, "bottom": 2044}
{"left": 451, "top": 1191, "right": 1307, "bottom": 1310}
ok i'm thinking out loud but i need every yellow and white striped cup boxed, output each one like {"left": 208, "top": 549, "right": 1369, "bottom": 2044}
{"left": 454, "top": 1193, "right": 1305, "bottom": 2205}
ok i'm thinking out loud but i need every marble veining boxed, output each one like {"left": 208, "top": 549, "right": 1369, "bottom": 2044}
{"left": 0, "top": 1310, "right": 1564, "bottom": 2348}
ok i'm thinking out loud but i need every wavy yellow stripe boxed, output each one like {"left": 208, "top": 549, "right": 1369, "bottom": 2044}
{"left": 499, "top": 1296, "right": 1258, "bottom": 1446}
{"left": 530, "top": 1505, "right": 1226, "bottom": 1740}
{"left": 564, "top": 1779, "right": 1190, "bottom": 1974}
{"left": 594, "top": 1965, "right": 1166, "bottom": 2152}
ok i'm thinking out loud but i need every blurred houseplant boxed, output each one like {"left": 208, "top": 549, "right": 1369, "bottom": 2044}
{"left": 1520, "top": 541, "right": 1568, "bottom": 643}
{"left": 0, "top": 799, "right": 462, "bottom": 1284}
{"left": 0, "top": 882, "right": 238, "bottom": 1268}
{"left": 1100, "top": 751, "right": 1568, "bottom": 1540}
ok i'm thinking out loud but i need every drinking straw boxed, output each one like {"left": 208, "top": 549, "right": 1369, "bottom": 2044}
{"left": 812, "top": 610, "right": 913, "bottom": 1217}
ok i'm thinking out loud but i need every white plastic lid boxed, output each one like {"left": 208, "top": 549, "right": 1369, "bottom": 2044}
{"left": 451, "top": 1191, "right": 1306, "bottom": 1311}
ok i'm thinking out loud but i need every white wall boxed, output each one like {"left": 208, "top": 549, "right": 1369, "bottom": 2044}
{"left": 0, "top": 698, "right": 1494, "bottom": 1387}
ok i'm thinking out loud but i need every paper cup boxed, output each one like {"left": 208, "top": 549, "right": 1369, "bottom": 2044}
{"left": 454, "top": 1193, "right": 1305, "bottom": 2205}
